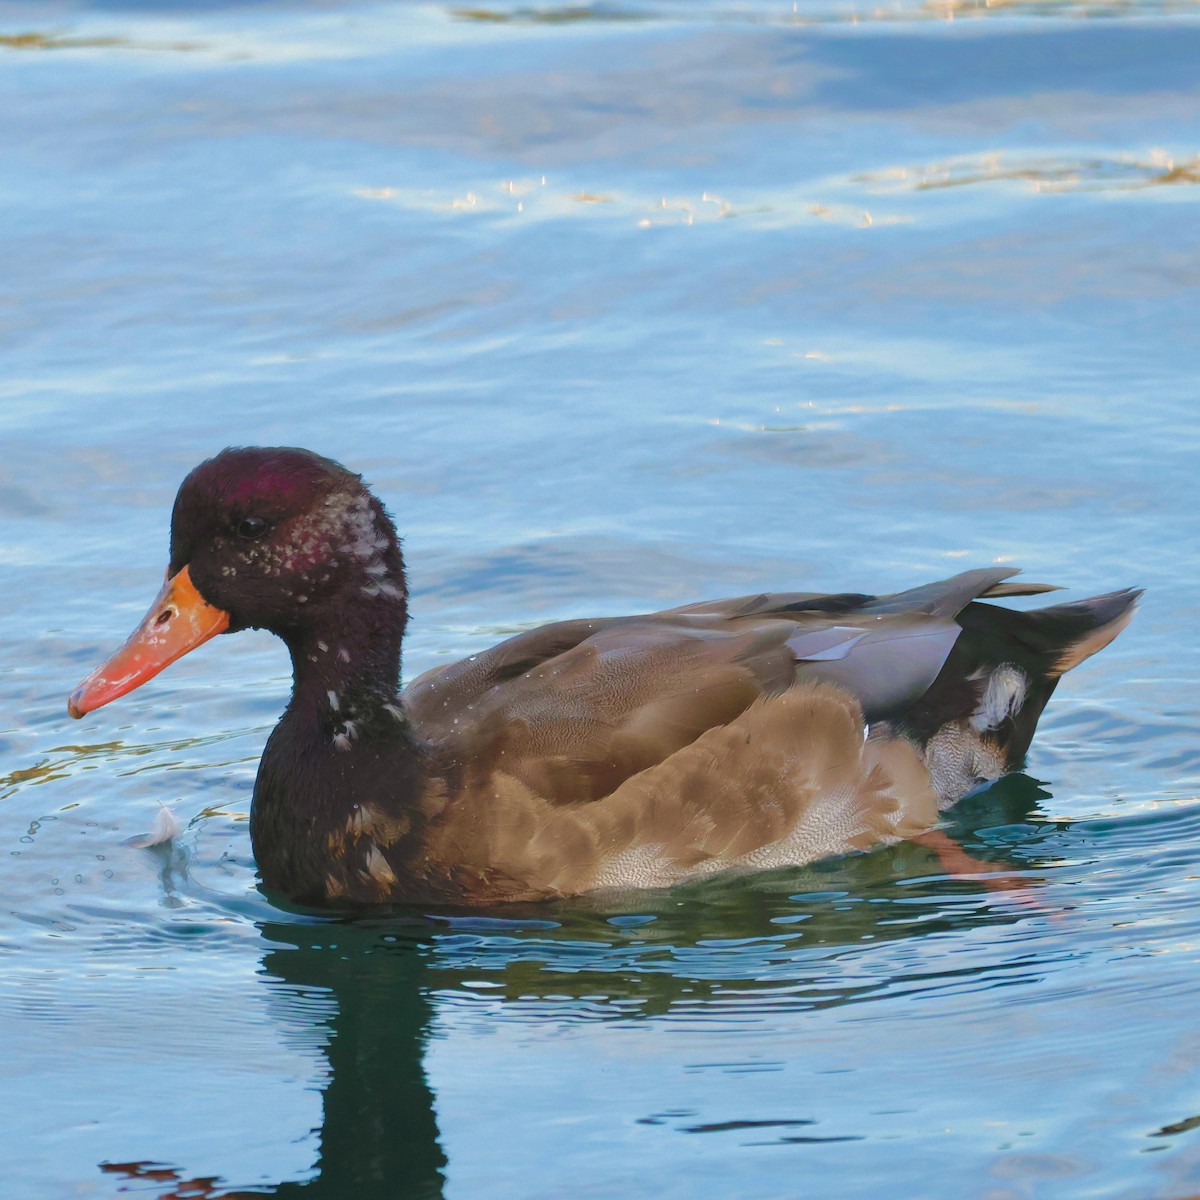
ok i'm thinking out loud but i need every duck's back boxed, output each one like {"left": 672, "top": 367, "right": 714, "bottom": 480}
{"left": 403, "top": 568, "right": 1139, "bottom": 815}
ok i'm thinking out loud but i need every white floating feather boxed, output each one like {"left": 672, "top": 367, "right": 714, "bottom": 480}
{"left": 128, "top": 803, "right": 183, "bottom": 849}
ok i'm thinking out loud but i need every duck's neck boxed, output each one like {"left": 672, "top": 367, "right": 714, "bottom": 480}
{"left": 277, "top": 483, "right": 414, "bottom": 747}
{"left": 282, "top": 595, "right": 407, "bottom": 738}
{"left": 252, "top": 591, "right": 434, "bottom": 906}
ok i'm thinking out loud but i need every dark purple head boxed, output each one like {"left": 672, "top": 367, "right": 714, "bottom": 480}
{"left": 171, "top": 447, "right": 407, "bottom": 637}
{"left": 69, "top": 447, "right": 408, "bottom": 718}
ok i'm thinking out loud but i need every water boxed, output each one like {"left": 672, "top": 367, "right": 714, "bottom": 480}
{"left": 2, "top": 1, "right": 1198, "bottom": 1196}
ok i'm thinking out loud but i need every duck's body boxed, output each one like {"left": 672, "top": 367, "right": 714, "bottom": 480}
{"left": 69, "top": 448, "right": 1139, "bottom": 907}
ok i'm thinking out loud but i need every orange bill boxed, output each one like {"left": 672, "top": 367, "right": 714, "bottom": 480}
{"left": 68, "top": 565, "right": 230, "bottom": 718}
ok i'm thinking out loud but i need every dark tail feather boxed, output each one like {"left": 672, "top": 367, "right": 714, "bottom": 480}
{"left": 980, "top": 587, "right": 1141, "bottom": 769}
{"left": 922, "top": 586, "right": 1142, "bottom": 776}
{"left": 1011, "top": 587, "right": 1143, "bottom": 677}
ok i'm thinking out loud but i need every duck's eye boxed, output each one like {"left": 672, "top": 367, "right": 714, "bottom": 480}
{"left": 237, "top": 516, "right": 269, "bottom": 541}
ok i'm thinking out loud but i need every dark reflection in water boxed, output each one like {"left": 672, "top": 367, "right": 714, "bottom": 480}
{"left": 104, "top": 920, "right": 448, "bottom": 1199}
{"left": 99, "top": 776, "right": 1056, "bottom": 1197}
{"left": 259, "top": 922, "right": 447, "bottom": 1200}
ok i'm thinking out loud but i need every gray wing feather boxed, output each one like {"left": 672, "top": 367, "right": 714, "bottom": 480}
{"left": 407, "top": 567, "right": 1038, "bottom": 731}
{"left": 794, "top": 622, "right": 962, "bottom": 720}
{"left": 786, "top": 569, "right": 1039, "bottom": 718}
{"left": 863, "top": 568, "right": 1020, "bottom": 617}
{"left": 979, "top": 581, "right": 1062, "bottom": 598}
{"left": 786, "top": 627, "right": 868, "bottom": 662}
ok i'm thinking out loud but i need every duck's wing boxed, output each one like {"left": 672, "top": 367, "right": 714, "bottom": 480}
{"left": 656, "top": 570, "right": 1058, "bottom": 620}
{"left": 784, "top": 567, "right": 1059, "bottom": 717}
{"left": 420, "top": 682, "right": 944, "bottom": 902}
{"left": 403, "top": 569, "right": 1031, "bottom": 804}
{"left": 406, "top": 613, "right": 798, "bottom": 801}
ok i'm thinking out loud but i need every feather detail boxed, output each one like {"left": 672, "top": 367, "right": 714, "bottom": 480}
{"left": 421, "top": 684, "right": 939, "bottom": 901}
{"left": 979, "top": 581, "right": 1063, "bottom": 598}
{"left": 127, "top": 803, "right": 183, "bottom": 849}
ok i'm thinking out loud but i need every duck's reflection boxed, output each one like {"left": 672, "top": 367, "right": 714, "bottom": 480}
{"left": 102, "top": 920, "right": 448, "bottom": 1200}
{"left": 262, "top": 920, "right": 447, "bottom": 1199}
{"left": 100, "top": 773, "right": 1052, "bottom": 1197}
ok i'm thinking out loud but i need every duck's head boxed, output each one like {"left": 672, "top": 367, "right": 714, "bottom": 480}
{"left": 68, "top": 447, "right": 407, "bottom": 718}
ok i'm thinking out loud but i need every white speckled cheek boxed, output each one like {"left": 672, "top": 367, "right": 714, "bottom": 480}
{"left": 277, "top": 509, "right": 337, "bottom": 576}
{"left": 255, "top": 486, "right": 408, "bottom": 603}
{"left": 339, "top": 494, "right": 382, "bottom": 562}
{"left": 338, "top": 495, "right": 406, "bottom": 600}
{"left": 256, "top": 501, "right": 349, "bottom": 598}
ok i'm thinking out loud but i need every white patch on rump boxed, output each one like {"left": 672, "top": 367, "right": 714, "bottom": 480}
{"left": 969, "top": 664, "right": 1028, "bottom": 731}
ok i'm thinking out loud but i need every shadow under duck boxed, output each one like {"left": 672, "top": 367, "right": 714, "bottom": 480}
{"left": 68, "top": 447, "right": 1140, "bottom": 907}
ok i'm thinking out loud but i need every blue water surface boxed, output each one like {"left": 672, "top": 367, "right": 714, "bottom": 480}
{"left": 1, "top": 1, "right": 1199, "bottom": 1196}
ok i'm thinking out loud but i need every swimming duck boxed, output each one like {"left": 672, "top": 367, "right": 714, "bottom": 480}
{"left": 68, "top": 447, "right": 1139, "bottom": 907}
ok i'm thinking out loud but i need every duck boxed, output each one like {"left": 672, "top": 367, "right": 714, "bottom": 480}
{"left": 67, "top": 446, "right": 1140, "bottom": 907}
